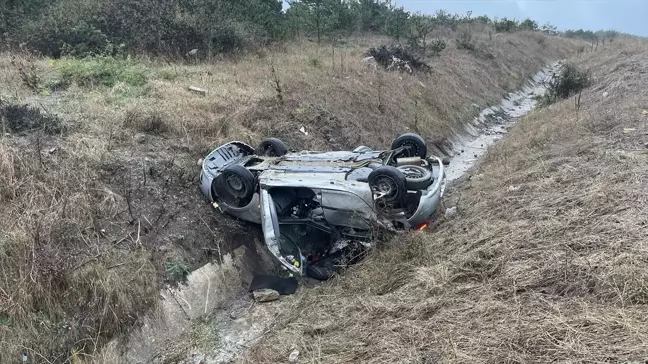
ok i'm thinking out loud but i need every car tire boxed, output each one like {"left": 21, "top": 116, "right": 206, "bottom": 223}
{"left": 214, "top": 165, "right": 256, "bottom": 207}
{"left": 397, "top": 165, "right": 433, "bottom": 190}
{"left": 391, "top": 133, "right": 427, "bottom": 159}
{"left": 368, "top": 166, "right": 406, "bottom": 203}
{"left": 256, "top": 138, "right": 288, "bottom": 157}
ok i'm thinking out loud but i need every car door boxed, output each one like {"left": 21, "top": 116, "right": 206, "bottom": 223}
{"left": 259, "top": 189, "right": 303, "bottom": 275}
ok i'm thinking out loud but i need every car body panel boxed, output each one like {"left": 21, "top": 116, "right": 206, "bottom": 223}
{"left": 200, "top": 139, "right": 447, "bottom": 276}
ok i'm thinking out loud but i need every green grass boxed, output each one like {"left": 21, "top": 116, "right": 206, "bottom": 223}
{"left": 53, "top": 56, "right": 153, "bottom": 88}
{"left": 0, "top": 315, "right": 11, "bottom": 327}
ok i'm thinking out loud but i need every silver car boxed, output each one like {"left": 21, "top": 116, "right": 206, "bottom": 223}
{"left": 199, "top": 133, "right": 446, "bottom": 279}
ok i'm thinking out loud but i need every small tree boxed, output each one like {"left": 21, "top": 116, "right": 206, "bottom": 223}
{"left": 540, "top": 22, "right": 558, "bottom": 35}
{"left": 494, "top": 17, "right": 518, "bottom": 33}
{"left": 407, "top": 13, "right": 436, "bottom": 57}
{"left": 519, "top": 18, "right": 538, "bottom": 31}
{"left": 385, "top": 7, "right": 409, "bottom": 41}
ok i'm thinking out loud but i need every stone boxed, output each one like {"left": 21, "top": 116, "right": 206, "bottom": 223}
{"left": 134, "top": 133, "right": 147, "bottom": 144}
{"left": 445, "top": 206, "right": 458, "bottom": 219}
{"left": 188, "top": 86, "right": 208, "bottom": 95}
{"left": 288, "top": 349, "right": 300, "bottom": 363}
{"left": 253, "top": 289, "right": 280, "bottom": 303}
{"left": 603, "top": 92, "right": 609, "bottom": 98}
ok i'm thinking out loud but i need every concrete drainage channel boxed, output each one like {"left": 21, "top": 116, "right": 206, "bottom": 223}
{"left": 444, "top": 61, "right": 561, "bottom": 182}
{"left": 103, "top": 61, "right": 562, "bottom": 364}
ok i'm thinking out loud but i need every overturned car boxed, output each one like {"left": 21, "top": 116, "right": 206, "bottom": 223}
{"left": 199, "top": 133, "right": 446, "bottom": 279}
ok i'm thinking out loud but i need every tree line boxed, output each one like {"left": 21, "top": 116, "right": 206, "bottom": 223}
{"left": 0, "top": 0, "right": 629, "bottom": 59}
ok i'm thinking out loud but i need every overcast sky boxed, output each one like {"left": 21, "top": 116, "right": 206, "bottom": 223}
{"left": 394, "top": 0, "right": 647, "bottom": 36}
{"left": 283, "top": 1, "right": 647, "bottom": 36}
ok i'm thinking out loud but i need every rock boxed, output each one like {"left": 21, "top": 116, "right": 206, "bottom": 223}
{"left": 197, "top": 158, "right": 204, "bottom": 166}
{"left": 361, "top": 56, "right": 378, "bottom": 70}
{"left": 288, "top": 349, "right": 300, "bottom": 363}
{"left": 188, "top": 86, "right": 208, "bottom": 95}
{"left": 134, "top": 133, "right": 147, "bottom": 144}
{"left": 603, "top": 92, "right": 609, "bottom": 98}
{"left": 507, "top": 185, "right": 521, "bottom": 192}
{"left": 445, "top": 206, "right": 458, "bottom": 219}
{"left": 192, "top": 354, "right": 205, "bottom": 364}
{"left": 253, "top": 289, "right": 280, "bottom": 303}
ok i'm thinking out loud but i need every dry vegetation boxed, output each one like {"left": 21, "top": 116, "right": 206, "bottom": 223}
{"left": 0, "top": 30, "right": 579, "bottom": 362}
{"left": 241, "top": 40, "right": 648, "bottom": 363}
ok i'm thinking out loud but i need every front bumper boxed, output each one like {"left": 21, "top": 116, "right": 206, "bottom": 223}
{"left": 407, "top": 156, "right": 446, "bottom": 227}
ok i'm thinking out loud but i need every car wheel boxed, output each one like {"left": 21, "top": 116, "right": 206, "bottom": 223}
{"left": 256, "top": 138, "right": 288, "bottom": 157}
{"left": 368, "top": 166, "right": 406, "bottom": 203}
{"left": 397, "top": 165, "right": 433, "bottom": 190}
{"left": 391, "top": 133, "right": 427, "bottom": 159}
{"left": 214, "top": 165, "right": 256, "bottom": 207}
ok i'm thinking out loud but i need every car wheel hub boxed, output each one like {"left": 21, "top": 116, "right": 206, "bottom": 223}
{"left": 399, "top": 166, "right": 425, "bottom": 179}
{"left": 374, "top": 176, "right": 397, "bottom": 199}
{"left": 226, "top": 175, "right": 246, "bottom": 196}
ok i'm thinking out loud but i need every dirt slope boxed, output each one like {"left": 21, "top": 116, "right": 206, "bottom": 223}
{"left": 0, "top": 30, "right": 579, "bottom": 362}
{"left": 240, "top": 40, "right": 648, "bottom": 363}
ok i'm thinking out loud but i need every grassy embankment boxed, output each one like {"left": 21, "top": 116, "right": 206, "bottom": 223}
{"left": 0, "top": 28, "right": 578, "bottom": 362}
{"left": 242, "top": 39, "right": 648, "bottom": 364}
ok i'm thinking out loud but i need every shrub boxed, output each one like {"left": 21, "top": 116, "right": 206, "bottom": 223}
{"left": 544, "top": 63, "right": 592, "bottom": 103}
{"left": 123, "top": 108, "right": 170, "bottom": 134}
{"left": 59, "top": 22, "right": 111, "bottom": 57}
{"left": 428, "top": 39, "right": 447, "bottom": 56}
{"left": 519, "top": 18, "right": 539, "bottom": 31}
{"left": 455, "top": 31, "right": 476, "bottom": 51}
{"left": 494, "top": 17, "right": 518, "bottom": 33}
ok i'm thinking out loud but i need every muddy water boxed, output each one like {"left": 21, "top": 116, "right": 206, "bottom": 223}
{"left": 444, "top": 61, "right": 561, "bottom": 181}
{"left": 104, "top": 62, "right": 562, "bottom": 364}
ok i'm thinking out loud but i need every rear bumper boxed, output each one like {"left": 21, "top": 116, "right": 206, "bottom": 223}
{"left": 407, "top": 156, "right": 446, "bottom": 227}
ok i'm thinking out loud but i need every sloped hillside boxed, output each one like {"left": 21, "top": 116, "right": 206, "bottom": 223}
{"left": 0, "top": 30, "right": 579, "bottom": 362}
{"left": 240, "top": 40, "right": 648, "bottom": 364}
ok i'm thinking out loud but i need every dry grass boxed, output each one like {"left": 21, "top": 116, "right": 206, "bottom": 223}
{"left": 0, "top": 30, "right": 580, "bottom": 363}
{"left": 240, "top": 40, "right": 648, "bottom": 363}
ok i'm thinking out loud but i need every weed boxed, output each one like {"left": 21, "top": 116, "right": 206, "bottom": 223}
{"left": 0, "top": 315, "right": 11, "bottom": 326}
{"left": 308, "top": 55, "right": 322, "bottom": 68}
{"left": 159, "top": 68, "right": 179, "bottom": 81}
{"left": 270, "top": 63, "right": 284, "bottom": 105}
{"left": 10, "top": 56, "right": 41, "bottom": 92}
{"left": 166, "top": 259, "right": 190, "bottom": 283}
{"left": 123, "top": 108, "right": 170, "bottom": 134}
{"left": 428, "top": 39, "right": 447, "bottom": 56}
{"left": 456, "top": 31, "right": 476, "bottom": 51}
